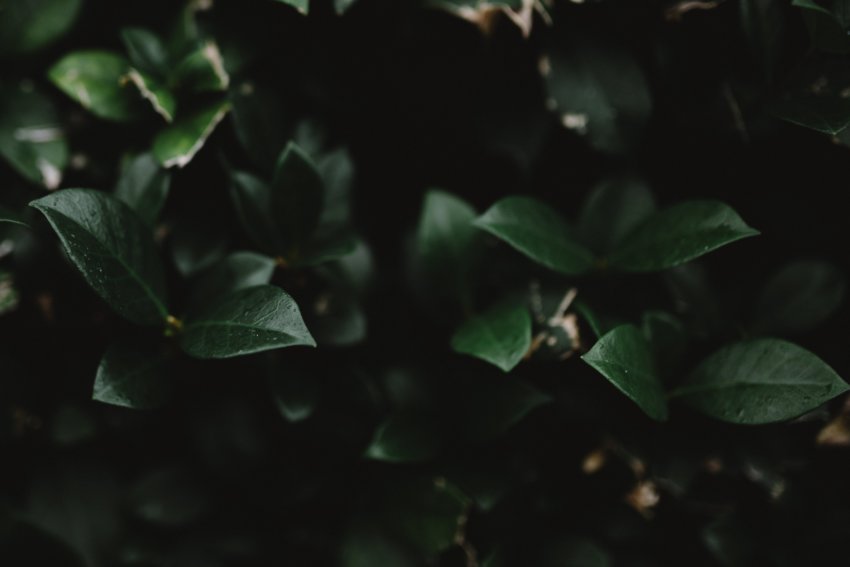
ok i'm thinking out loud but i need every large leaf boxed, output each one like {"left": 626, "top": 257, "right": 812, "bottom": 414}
{"left": 153, "top": 99, "right": 230, "bottom": 168}
{"left": 0, "top": 0, "right": 82, "bottom": 55}
{"left": 451, "top": 302, "right": 531, "bottom": 372}
{"left": 417, "top": 189, "right": 480, "bottom": 304}
{"left": 30, "top": 189, "right": 169, "bottom": 325}
{"left": 48, "top": 50, "right": 144, "bottom": 122}
{"left": 752, "top": 260, "right": 846, "bottom": 336}
{"left": 114, "top": 152, "right": 171, "bottom": 226}
{"left": 672, "top": 339, "right": 849, "bottom": 424}
{"left": 0, "top": 81, "right": 68, "bottom": 189}
{"left": 179, "top": 285, "right": 315, "bottom": 358}
{"left": 581, "top": 324, "right": 668, "bottom": 421}
{"left": 270, "top": 142, "right": 324, "bottom": 254}
{"left": 474, "top": 196, "right": 594, "bottom": 275}
{"left": 577, "top": 175, "right": 656, "bottom": 255}
{"left": 92, "top": 338, "right": 174, "bottom": 409}
{"left": 607, "top": 201, "right": 759, "bottom": 272}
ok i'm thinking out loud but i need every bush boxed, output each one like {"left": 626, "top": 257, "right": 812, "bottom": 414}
{"left": 2, "top": 0, "right": 850, "bottom": 565}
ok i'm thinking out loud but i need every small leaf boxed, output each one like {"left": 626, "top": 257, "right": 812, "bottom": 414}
{"left": 270, "top": 142, "right": 324, "bottom": 253}
{"left": 0, "top": 0, "right": 83, "bottom": 55}
{"left": 417, "top": 189, "right": 480, "bottom": 304}
{"left": 608, "top": 201, "right": 759, "bottom": 272}
{"left": 172, "top": 42, "right": 230, "bottom": 93}
{"left": 752, "top": 260, "right": 846, "bottom": 336}
{"left": 364, "top": 412, "right": 442, "bottom": 463}
{"left": 125, "top": 69, "right": 176, "bottom": 122}
{"left": 577, "top": 175, "right": 656, "bottom": 255}
{"left": 30, "top": 189, "right": 168, "bottom": 325}
{"left": 335, "top": 0, "right": 359, "bottom": 14}
{"left": 93, "top": 338, "right": 174, "bottom": 409}
{"left": 0, "top": 81, "right": 68, "bottom": 189}
{"left": 581, "top": 324, "right": 668, "bottom": 421}
{"left": 48, "top": 50, "right": 144, "bottom": 122}
{"left": 186, "top": 251, "right": 276, "bottom": 314}
{"left": 672, "top": 339, "right": 849, "bottom": 424}
{"left": 274, "top": 0, "right": 309, "bottom": 14}
{"left": 179, "top": 285, "right": 315, "bottom": 358}
{"left": 121, "top": 27, "right": 170, "bottom": 77}
{"left": 153, "top": 99, "right": 230, "bottom": 168}
{"left": 474, "top": 196, "right": 594, "bottom": 275}
{"left": 114, "top": 153, "right": 171, "bottom": 226}
{"left": 451, "top": 302, "right": 531, "bottom": 372}
{"left": 268, "top": 360, "right": 318, "bottom": 422}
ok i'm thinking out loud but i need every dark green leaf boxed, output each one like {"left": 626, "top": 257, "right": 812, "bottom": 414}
{"left": 364, "top": 412, "right": 442, "bottom": 463}
{"left": 641, "top": 310, "right": 687, "bottom": 380}
{"left": 187, "top": 251, "right": 276, "bottom": 314}
{"left": 0, "top": 270, "right": 19, "bottom": 315}
{"left": 172, "top": 42, "right": 230, "bottom": 93}
{"left": 271, "top": 142, "right": 324, "bottom": 255}
{"left": 0, "top": 206, "right": 28, "bottom": 227}
{"left": 152, "top": 99, "right": 230, "bottom": 168}
{"left": 0, "top": 81, "right": 68, "bottom": 189}
{"left": 752, "top": 260, "right": 845, "bottom": 336}
{"left": 0, "top": 0, "right": 82, "bottom": 55}
{"left": 300, "top": 233, "right": 359, "bottom": 266}
{"left": 451, "top": 302, "right": 531, "bottom": 372}
{"left": 340, "top": 526, "right": 416, "bottom": 567}
{"left": 170, "top": 218, "right": 229, "bottom": 277}
{"left": 608, "top": 201, "right": 759, "bottom": 272}
{"left": 578, "top": 175, "right": 656, "bottom": 255}
{"left": 581, "top": 324, "right": 668, "bottom": 421}
{"left": 179, "top": 285, "right": 315, "bottom": 358}
{"left": 335, "top": 0, "right": 359, "bottom": 14}
{"left": 229, "top": 169, "right": 283, "bottom": 254}
{"left": 462, "top": 378, "right": 551, "bottom": 441}
{"left": 229, "top": 82, "right": 291, "bottom": 172}
{"left": 305, "top": 287, "right": 367, "bottom": 346}
{"left": 541, "top": 537, "right": 611, "bottom": 567}
{"left": 48, "top": 50, "right": 144, "bottom": 122}
{"left": 672, "top": 338, "right": 849, "bottom": 424}
{"left": 121, "top": 27, "right": 169, "bottom": 77}
{"left": 130, "top": 468, "right": 208, "bottom": 527}
{"left": 125, "top": 68, "right": 176, "bottom": 122}
{"left": 114, "top": 153, "right": 171, "bottom": 226}
{"left": 93, "top": 338, "right": 174, "bottom": 409}
{"left": 274, "top": 0, "right": 309, "bottom": 14}
{"left": 29, "top": 189, "right": 168, "bottom": 325}
{"left": 474, "top": 196, "right": 595, "bottom": 275}
{"left": 771, "top": 91, "right": 850, "bottom": 135}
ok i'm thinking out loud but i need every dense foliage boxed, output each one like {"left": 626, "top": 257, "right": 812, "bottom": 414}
{"left": 3, "top": 0, "right": 850, "bottom": 565}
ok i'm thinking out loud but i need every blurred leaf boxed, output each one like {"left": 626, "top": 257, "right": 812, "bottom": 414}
{"left": 0, "top": 205, "right": 28, "bottom": 227}
{"left": 0, "top": 270, "right": 19, "bottom": 315}
{"left": 608, "top": 201, "right": 759, "bottom": 272}
{"left": 305, "top": 286, "right": 367, "bottom": 346}
{"left": 0, "top": 0, "right": 83, "bottom": 55}
{"left": 114, "top": 152, "right": 171, "bottom": 226}
{"left": 641, "top": 310, "right": 687, "bottom": 380}
{"left": 418, "top": 189, "right": 480, "bottom": 305}
{"left": 153, "top": 99, "right": 230, "bottom": 168}
{"left": 0, "top": 81, "right": 68, "bottom": 189}
{"left": 171, "top": 217, "right": 229, "bottom": 276}
{"left": 578, "top": 175, "right": 656, "bottom": 255}
{"left": 268, "top": 360, "right": 318, "bottom": 422}
{"left": 130, "top": 468, "right": 208, "bottom": 528}
{"left": 229, "top": 82, "right": 290, "bottom": 172}
{"left": 30, "top": 189, "right": 169, "bottom": 325}
{"left": 672, "top": 338, "right": 849, "bottom": 424}
{"left": 48, "top": 50, "right": 144, "bottom": 122}
{"left": 93, "top": 337, "right": 174, "bottom": 409}
{"left": 172, "top": 42, "right": 230, "bottom": 93}
{"left": 301, "top": 233, "right": 359, "bottom": 266}
{"left": 541, "top": 537, "right": 612, "bottom": 567}
{"left": 180, "top": 285, "right": 315, "bottom": 358}
{"left": 451, "top": 302, "right": 531, "bottom": 372}
{"left": 544, "top": 40, "right": 652, "bottom": 154}
{"left": 229, "top": 169, "right": 281, "bottom": 253}
{"left": 121, "top": 27, "right": 170, "bottom": 77}
{"left": 740, "top": 0, "right": 786, "bottom": 83}
{"left": 462, "top": 378, "right": 551, "bottom": 441}
{"left": 0, "top": 522, "right": 86, "bottom": 566}
{"left": 475, "top": 196, "right": 594, "bottom": 275}
{"left": 275, "top": 0, "right": 309, "bottom": 14}
{"left": 270, "top": 142, "right": 324, "bottom": 255}
{"left": 752, "top": 260, "right": 845, "bottom": 336}
{"left": 126, "top": 68, "right": 176, "bottom": 122}
{"left": 581, "top": 325, "right": 668, "bottom": 421}
{"left": 364, "top": 412, "right": 442, "bottom": 463}
{"left": 340, "top": 525, "right": 416, "bottom": 567}
{"left": 187, "top": 251, "right": 276, "bottom": 314}
{"left": 335, "top": 0, "right": 359, "bottom": 14}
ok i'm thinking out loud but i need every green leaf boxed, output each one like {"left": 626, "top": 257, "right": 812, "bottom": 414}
{"left": 417, "top": 189, "right": 480, "bottom": 304}
{"left": 170, "top": 218, "right": 228, "bottom": 276}
{"left": 186, "top": 251, "right": 276, "bottom": 314}
{"left": 268, "top": 360, "right": 318, "bottom": 422}
{"left": 577, "top": 175, "right": 656, "bottom": 255}
{"left": 752, "top": 260, "right": 846, "bottom": 337}
{"left": 771, "top": 91, "right": 850, "bottom": 135}
{"left": 229, "top": 82, "right": 290, "bottom": 172}
{"left": 125, "top": 69, "right": 176, "bottom": 122}
{"left": 172, "top": 42, "right": 230, "bottom": 93}
{"left": 274, "top": 0, "right": 309, "bottom": 14}
{"left": 364, "top": 412, "right": 442, "bottom": 463}
{"left": 29, "top": 189, "right": 169, "bottom": 326}
{"left": 340, "top": 526, "right": 416, "bottom": 567}
{"left": 581, "top": 324, "right": 668, "bottom": 421}
{"left": 300, "top": 233, "right": 359, "bottom": 266}
{"left": 0, "top": 0, "right": 82, "bottom": 55}
{"left": 474, "top": 196, "right": 595, "bottom": 275}
{"left": 179, "top": 285, "right": 315, "bottom": 358}
{"left": 641, "top": 310, "right": 687, "bottom": 380}
{"left": 153, "top": 99, "right": 230, "bottom": 168}
{"left": 93, "top": 338, "right": 174, "bottom": 409}
{"left": 607, "top": 201, "right": 759, "bottom": 272}
{"left": 0, "top": 81, "right": 68, "bottom": 189}
{"left": 48, "top": 50, "right": 144, "bottom": 122}
{"left": 229, "top": 169, "right": 281, "bottom": 253}
{"left": 672, "top": 339, "right": 849, "bottom": 424}
{"left": 451, "top": 302, "right": 531, "bottom": 372}
{"left": 335, "top": 0, "right": 358, "bottom": 14}
{"left": 0, "top": 206, "right": 28, "bottom": 228}
{"left": 121, "top": 27, "right": 170, "bottom": 77}
{"left": 0, "top": 270, "right": 20, "bottom": 315}
{"left": 114, "top": 153, "right": 171, "bottom": 226}
{"left": 270, "top": 142, "right": 324, "bottom": 254}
